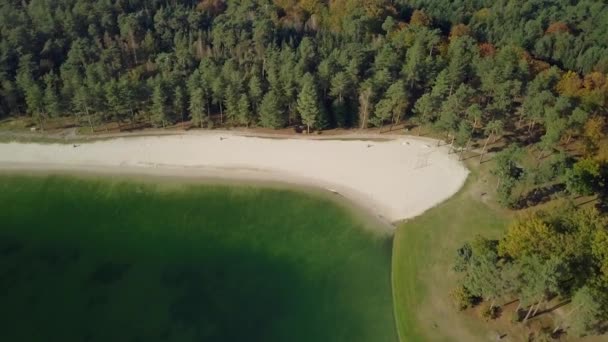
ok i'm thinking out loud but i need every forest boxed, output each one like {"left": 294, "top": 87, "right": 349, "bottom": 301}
{"left": 0, "top": 0, "right": 607, "bottom": 339}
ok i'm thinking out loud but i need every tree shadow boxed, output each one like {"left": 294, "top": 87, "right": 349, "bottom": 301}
{"left": 535, "top": 299, "right": 570, "bottom": 317}
{"left": 514, "top": 183, "right": 566, "bottom": 209}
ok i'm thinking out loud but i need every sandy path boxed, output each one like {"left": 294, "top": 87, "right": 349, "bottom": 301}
{"left": 0, "top": 133, "right": 468, "bottom": 223}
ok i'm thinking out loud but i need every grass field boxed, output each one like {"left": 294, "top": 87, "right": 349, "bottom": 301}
{"left": 0, "top": 174, "right": 397, "bottom": 342}
{"left": 392, "top": 162, "right": 512, "bottom": 341}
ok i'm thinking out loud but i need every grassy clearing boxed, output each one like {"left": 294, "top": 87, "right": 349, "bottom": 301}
{"left": 0, "top": 174, "right": 397, "bottom": 342}
{"left": 392, "top": 160, "right": 512, "bottom": 341}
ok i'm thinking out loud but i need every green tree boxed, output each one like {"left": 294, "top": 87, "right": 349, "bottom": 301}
{"left": 372, "top": 80, "right": 408, "bottom": 131}
{"left": 259, "top": 90, "right": 284, "bottom": 129}
{"left": 358, "top": 80, "right": 374, "bottom": 129}
{"left": 248, "top": 74, "right": 263, "bottom": 112}
{"left": 212, "top": 77, "right": 225, "bottom": 123}
{"left": 24, "top": 82, "right": 45, "bottom": 131}
{"left": 174, "top": 86, "right": 186, "bottom": 125}
{"left": 402, "top": 39, "right": 426, "bottom": 90}
{"left": 151, "top": 81, "right": 170, "bottom": 128}
{"left": 43, "top": 72, "right": 61, "bottom": 118}
{"left": 329, "top": 72, "right": 351, "bottom": 103}
{"left": 297, "top": 73, "right": 320, "bottom": 134}
{"left": 565, "top": 158, "right": 601, "bottom": 196}
{"left": 73, "top": 85, "right": 96, "bottom": 132}
{"left": 188, "top": 87, "right": 207, "bottom": 128}
{"left": 567, "top": 286, "right": 603, "bottom": 337}
{"left": 412, "top": 93, "right": 437, "bottom": 135}
{"left": 236, "top": 94, "right": 251, "bottom": 126}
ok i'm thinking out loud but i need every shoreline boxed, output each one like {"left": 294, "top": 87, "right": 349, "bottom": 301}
{"left": 0, "top": 163, "right": 396, "bottom": 234}
{"left": 0, "top": 132, "right": 469, "bottom": 224}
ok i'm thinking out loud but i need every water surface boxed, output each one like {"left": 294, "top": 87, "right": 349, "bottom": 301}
{"left": 0, "top": 175, "right": 397, "bottom": 342}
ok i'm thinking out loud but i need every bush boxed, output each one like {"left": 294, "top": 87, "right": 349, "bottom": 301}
{"left": 510, "top": 308, "right": 524, "bottom": 323}
{"left": 450, "top": 285, "right": 475, "bottom": 311}
{"left": 204, "top": 116, "right": 214, "bottom": 129}
{"left": 481, "top": 304, "right": 500, "bottom": 321}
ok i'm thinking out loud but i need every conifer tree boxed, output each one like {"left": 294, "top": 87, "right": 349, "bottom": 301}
{"left": 259, "top": 90, "right": 284, "bottom": 128}
{"left": 297, "top": 73, "right": 320, "bottom": 134}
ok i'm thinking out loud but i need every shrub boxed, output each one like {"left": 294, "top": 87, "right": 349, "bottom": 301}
{"left": 481, "top": 304, "right": 500, "bottom": 321}
{"left": 450, "top": 285, "right": 475, "bottom": 311}
{"left": 510, "top": 309, "right": 523, "bottom": 323}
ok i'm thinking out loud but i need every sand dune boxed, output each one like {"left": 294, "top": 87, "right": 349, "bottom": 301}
{"left": 0, "top": 133, "right": 468, "bottom": 223}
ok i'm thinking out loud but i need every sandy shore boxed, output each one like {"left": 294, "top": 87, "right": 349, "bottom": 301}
{"left": 0, "top": 132, "right": 468, "bottom": 223}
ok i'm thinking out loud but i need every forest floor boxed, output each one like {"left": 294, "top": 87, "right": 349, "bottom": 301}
{"left": 0, "top": 116, "right": 439, "bottom": 143}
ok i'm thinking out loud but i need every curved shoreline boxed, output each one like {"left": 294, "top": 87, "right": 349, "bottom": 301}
{"left": 0, "top": 132, "right": 469, "bottom": 224}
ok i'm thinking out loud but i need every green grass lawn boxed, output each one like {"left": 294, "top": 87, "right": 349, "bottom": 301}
{"left": 0, "top": 174, "right": 397, "bottom": 342}
{"left": 392, "top": 165, "right": 511, "bottom": 341}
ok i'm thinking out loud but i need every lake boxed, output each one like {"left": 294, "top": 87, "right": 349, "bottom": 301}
{"left": 0, "top": 174, "right": 397, "bottom": 342}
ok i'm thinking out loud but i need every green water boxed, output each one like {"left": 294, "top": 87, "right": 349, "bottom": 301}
{"left": 0, "top": 175, "right": 397, "bottom": 342}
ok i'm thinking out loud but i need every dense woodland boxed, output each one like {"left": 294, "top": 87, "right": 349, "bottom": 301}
{"left": 1, "top": 0, "right": 608, "bottom": 339}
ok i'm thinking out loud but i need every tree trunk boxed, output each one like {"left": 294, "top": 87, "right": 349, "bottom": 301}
{"left": 130, "top": 32, "right": 138, "bottom": 65}
{"left": 85, "top": 105, "right": 94, "bottom": 133}
{"left": 307, "top": 123, "right": 310, "bottom": 134}
{"left": 219, "top": 102, "right": 223, "bottom": 124}
{"left": 479, "top": 134, "right": 492, "bottom": 164}
{"left": 461, "top": 136, "right": 471, "bottom": 160}
{"left": 532, "top": 300, "right": 542, "bottom": 317}
{"left": 417, "top": 125, "right": 422, "bottom": 136}
{"left": 528, "top": 120, "right": 535, "bottom": 134}
{"left": 449, "top": 135, "right": 455, "bottom": 154}
{"left": 553, "top": 305, "right": 580, "bottom": 333}
{"left": 37, "top": 112, "right": 45, "bottom": 132}
{"left": 515, "top": 301, "right": 522, "bottom": 312}
{"left": 523, "top": 304, "right": 535, "bottom": 322}
{"left": 360, "top": 103, "right": 369, "bottom": 130}
{"left": 196, "top": 33, "right": 203, "bottom": 59}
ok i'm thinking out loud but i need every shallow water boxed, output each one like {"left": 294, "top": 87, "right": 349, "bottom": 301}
{"left": 0, "top": 175, "right": 397, "bottom": 342}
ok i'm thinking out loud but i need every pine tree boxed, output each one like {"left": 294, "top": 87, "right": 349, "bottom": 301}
{"left": 297, "top": 73, "right": 320, "bottom": 134}
{"left": 259, "top": 90, "right": 284, "bottom": 128}
{"left": 236, "top": 94, "right": 251, "bottom": 126}
{"left": 24, "top": 82, "right": 45, "bottom": 131}
{"left": 151, "top": 81, "right": 170, "bottom": 128}
{"left": 189, "top": 87, "right": 206, "bottom": 128}
{"left": 73, "top": 86, "right": 95, "bottom": 132}
{"left": 248, "top": 74, "right": 263, "bottom": 111}
{"left": 330, "top": 72, "right": 350, "bottom": 103}
{"left": 173, "top": 86, "right": 186, "bottom": 125}
{"left": 224, "top": 84, "right": 239, "bottom": 124}
{"left": 43, "top": 72, "right": 61, "bottom": 118}
{"left": 212, "top": 77, "right": 225, "bottom": 124}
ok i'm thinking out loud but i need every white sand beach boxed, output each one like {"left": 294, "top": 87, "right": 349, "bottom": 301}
{"left": 0, "top": 132, "right": 468, "bottom": 223}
